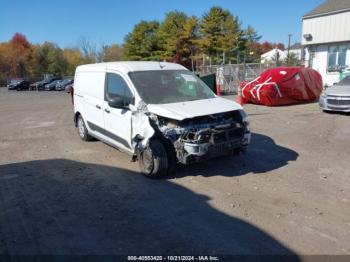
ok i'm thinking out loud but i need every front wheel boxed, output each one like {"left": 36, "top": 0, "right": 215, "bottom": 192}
{"left": 77, "top": 115, "right": 93, "bottom": 141}
{"left": 139, "top": 139, "right": 169, "bottom": 178}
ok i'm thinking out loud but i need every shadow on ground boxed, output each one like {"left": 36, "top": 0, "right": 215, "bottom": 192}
{"left": 174, "top": 133, "right": 299, "bottom": 178}
{"left": 0, "top": 158, "right": 298, "bottom": 259}
{"left": 323, "top": 110, "right": 350, "bottom": 116}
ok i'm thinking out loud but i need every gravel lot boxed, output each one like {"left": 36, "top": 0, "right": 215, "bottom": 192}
{"left": 0, "top": 87, "right": 349, "bottom": 257}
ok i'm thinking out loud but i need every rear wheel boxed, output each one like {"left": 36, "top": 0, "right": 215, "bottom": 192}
{"left": 77, "top": 115, "right": 93, "bottom": 141}
{"left": 139, "top": 139, "right": 169, "bottom": 178}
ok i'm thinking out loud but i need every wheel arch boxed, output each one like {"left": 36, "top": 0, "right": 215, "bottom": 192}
{"left": 147, "top": 132, "right": 177, "bottom": 172}
{"left": 74, "top": 111, "right": 81, "bottom": 127}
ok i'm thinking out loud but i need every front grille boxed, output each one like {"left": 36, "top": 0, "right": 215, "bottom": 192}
{"left": 327, "top": 106, "right": 350, "bottom": 111}
{"left": 228, "top": 128, "right": 244, "bottom": 138}
{"left": 213, "top": 128, "right": 244, "bottom": 143}
{"left": 213, "top": 132, "right": 227, "bottom": 143}
{"left": 327, "top": 98, "right": 350, "bottom": 106}
{"left": 209, "top": 140, "right": 240, "bottom": 157}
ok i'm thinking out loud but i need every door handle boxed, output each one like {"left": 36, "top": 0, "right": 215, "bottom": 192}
{"left": 96, "top": 105, "right": 101, "bottom": 109}
{"left": 105, "top": 108, "right": 111, "bottom": 113}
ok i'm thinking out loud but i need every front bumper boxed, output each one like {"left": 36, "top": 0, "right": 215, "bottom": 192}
{"left": 177, "top": 127, "right": 251, "bottom": 165}
{"left": 319, "top": 95, "right": 350, "bottom": 112}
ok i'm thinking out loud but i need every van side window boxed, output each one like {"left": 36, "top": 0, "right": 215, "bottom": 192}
{"left": 106, "top": 73, "right": 133, "bottom": 104}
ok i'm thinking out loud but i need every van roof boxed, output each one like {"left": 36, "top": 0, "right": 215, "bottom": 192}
{"left": 76, "top": 61, "right": 187, "bottom": 74}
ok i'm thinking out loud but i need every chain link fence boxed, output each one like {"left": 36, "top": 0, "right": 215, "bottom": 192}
{"left": 197, "top": 63, "right": 270, "bottom": 94}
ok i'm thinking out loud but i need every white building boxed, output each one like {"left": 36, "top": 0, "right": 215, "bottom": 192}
{"left": 261, "top": 48, "right": 286, "bottom": 64}
{"left": 260, "top": 44, "right": 302, "bottom": 64}
{"left": 302, "top": 0, "right": 350, "bottom": 86}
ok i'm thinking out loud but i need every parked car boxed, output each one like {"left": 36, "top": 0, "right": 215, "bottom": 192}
{"left": 55, "top": 79, "right": 73, "bottom": 91}
{"left": 44, "top": 80, "right": 62, "bottom": 91}
{"left": 319, "top": 75, "right": 350, "bottom": 112}
{"left": 73, "top": 62, "right": 251, "bottom": 178}
{"left": 7, "top": 79, "right": 30, "bottom": 91}
{"left": 33, "top": 77, "right": 60, "bottom": 90}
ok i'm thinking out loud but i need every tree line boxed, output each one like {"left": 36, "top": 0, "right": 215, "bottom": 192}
{"left": 0, "top": 6, "right": 286, "bottom": 83}
{"left": 123, "top": 7, "right": 286, "bottom": 68}
{"left": 0, "top": 33, "right": 123, "bottom": 83}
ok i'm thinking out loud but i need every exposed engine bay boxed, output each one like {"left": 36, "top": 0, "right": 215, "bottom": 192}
{"left": 150, "top": 110, "right": 251, "bottom": 164}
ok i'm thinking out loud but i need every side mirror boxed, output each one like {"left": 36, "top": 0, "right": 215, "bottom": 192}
{"left": 108, "top": 96, "right": 126, "bottom": 108}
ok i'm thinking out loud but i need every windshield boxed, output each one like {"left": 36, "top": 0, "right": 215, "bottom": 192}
{"left": 129, "top": 70, "right": 215, "bottom": 104}
{"left": 337, "top": 75, "right": 350, "bottom": 86}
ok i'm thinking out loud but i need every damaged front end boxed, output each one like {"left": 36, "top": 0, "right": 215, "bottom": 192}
{"left": 151, "top": 110, "right": 251, "bottom": 165}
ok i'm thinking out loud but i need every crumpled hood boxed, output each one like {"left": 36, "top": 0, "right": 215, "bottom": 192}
{"left": 325, "top": 85, "right": 350, "bottom": 96}
{"left": 147, "top": 97, "right": 243, "bottom": 121}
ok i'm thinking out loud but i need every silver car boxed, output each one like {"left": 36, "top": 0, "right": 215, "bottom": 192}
{"left": 319, "top": 75, "right": 350, "bottom": 112}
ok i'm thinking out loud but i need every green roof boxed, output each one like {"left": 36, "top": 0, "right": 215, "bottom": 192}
{"left": 304, "top": 0, "right": 350, "bottom": 18}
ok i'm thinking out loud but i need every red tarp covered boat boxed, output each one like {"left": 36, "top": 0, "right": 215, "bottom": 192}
{"left": 239, "top": 67, "right": 323, "bottom": 106}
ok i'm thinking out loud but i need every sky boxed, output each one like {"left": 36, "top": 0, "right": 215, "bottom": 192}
{"left": 0, "top": 0, "right": 325, "bottom": 48}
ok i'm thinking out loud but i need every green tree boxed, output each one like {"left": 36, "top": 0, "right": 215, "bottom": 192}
{"left": 177, "top": 16, "right": 199, "bottom": 69}
{"left": 31, "top": 42, "right": 68, "bottom": 77}
{"left": 243, "top": 25, "right": 261, "bottom": 44}
{"left": 123, "top": 21, "right": 161, "bottom": 61}
{"left": 284, "top": 52, "right": 301, "bottom": 66}
{"left": 157, "top": 11, "right": 188, "bottom": 60}
{"left": 157, "top": 11, "right": 198, "bottom": 68}
{"left": 243, "top": 25, "right": 261, "bottom": 62}
{"left": 198, "top": 6, "right": 242, "bottom": 64}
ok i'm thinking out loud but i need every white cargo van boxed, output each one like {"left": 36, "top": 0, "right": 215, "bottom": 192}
{"left": 73, "top": 62, "right": 250, "bottom": 177}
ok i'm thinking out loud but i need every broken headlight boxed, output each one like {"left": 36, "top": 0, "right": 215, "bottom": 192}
{"left": 239, "top": 110, "right": 250, "bottom": 128}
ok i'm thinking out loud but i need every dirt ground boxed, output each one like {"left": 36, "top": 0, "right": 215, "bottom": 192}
{"left": 0, "top": 87, "right": 349, "bottom": 257}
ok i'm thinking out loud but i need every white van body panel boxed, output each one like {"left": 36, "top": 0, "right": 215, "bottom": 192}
{"left": 147, "top": 97, "right": 243, "bottom": 121}
{"left": 74, "top": 70, "right": 106, "bottom": 139}
{"left": 73, "top": 61, "right": 250, "bottom": 159}
{"left": 102, "top": 70, "right": 135, "bottom": 151}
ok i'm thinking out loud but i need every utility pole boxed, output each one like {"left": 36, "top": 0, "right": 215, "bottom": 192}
{"left": 287, "top": 34, "right": 292, "bottom": 65}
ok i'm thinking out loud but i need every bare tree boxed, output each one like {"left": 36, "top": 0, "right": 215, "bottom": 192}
{"left": 77, "top": 36, "right": 97, "bottom": 63}
{"left": 96, "top": 44, "right": 107, "bottom": 63}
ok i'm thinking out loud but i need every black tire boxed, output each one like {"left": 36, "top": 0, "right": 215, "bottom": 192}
{"left": 163, "top": 139, "right": 177, "bottom": 173}
{"left": 76, "top": 115, "right": 93, "bottom": 141}
{"left": 139, "top": 139, "right": 169, "bottom": 178}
